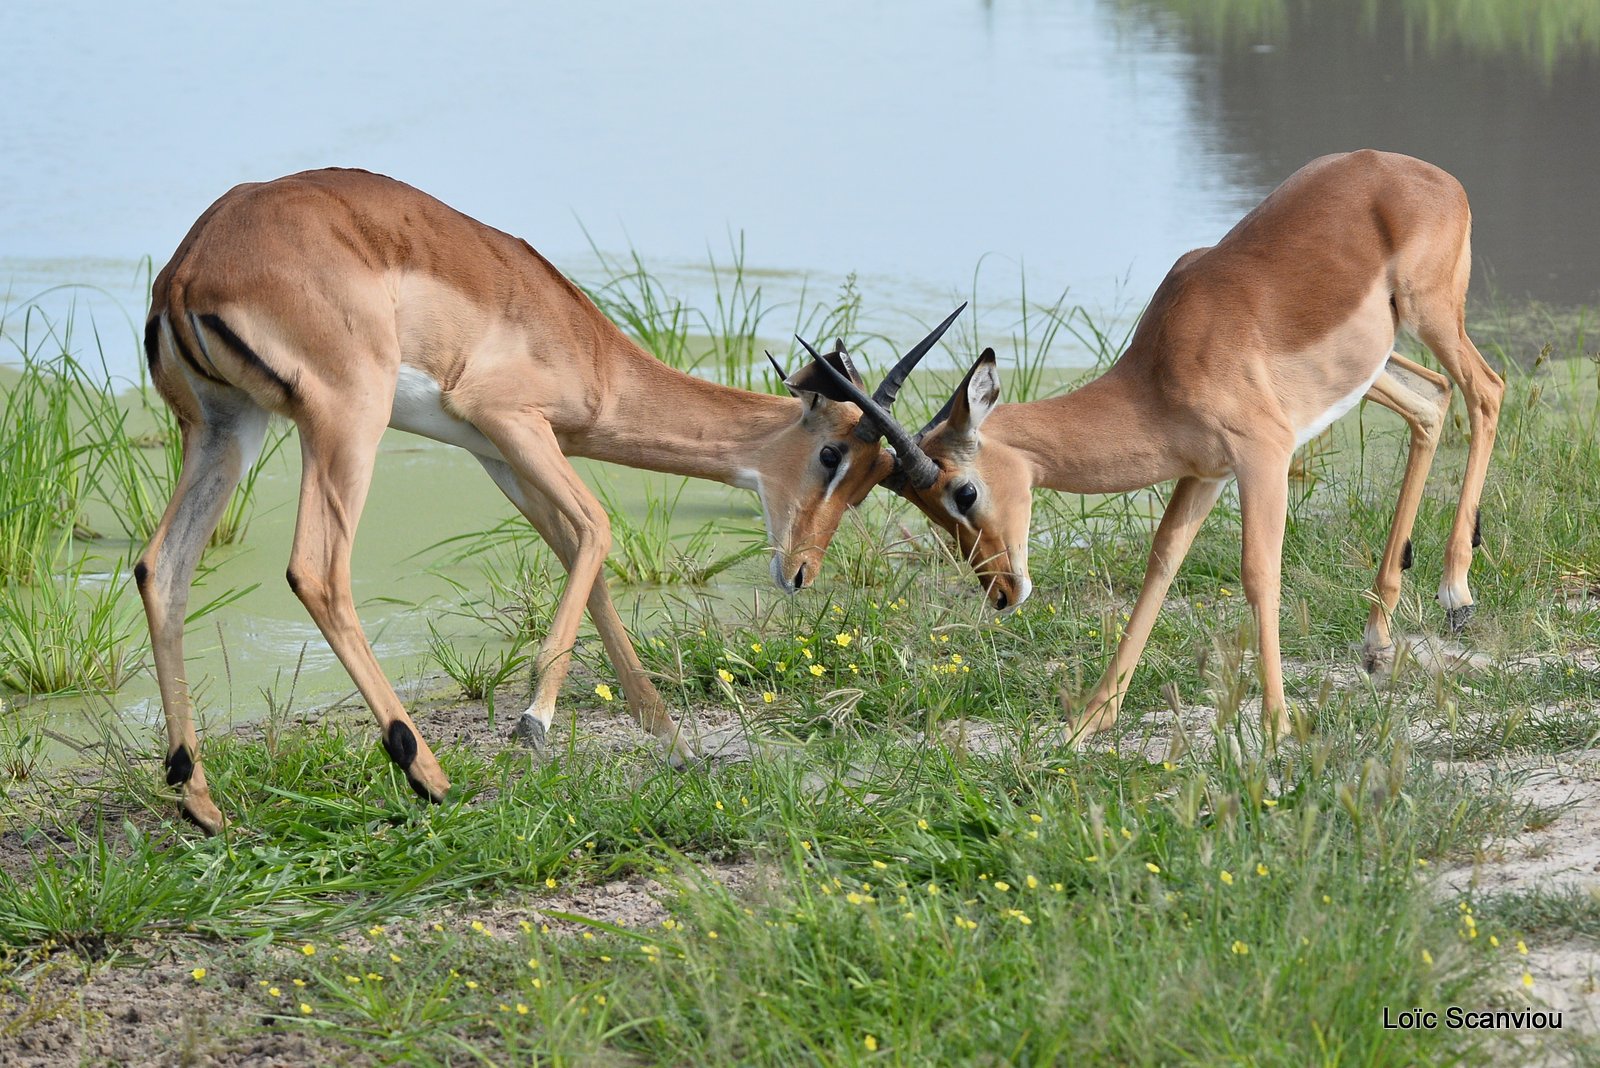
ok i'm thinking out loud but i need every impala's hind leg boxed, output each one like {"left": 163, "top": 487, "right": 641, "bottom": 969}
{"left": 288, "top": 413, "right": 450, "bottom": 803}
{"left": 475, "top": 457, "right": 695, "bottom": 764}
{"left": 1405, "top": 243, "right": 1503, "bottom": 632}
{"left": 1424, "top": 322, "right": 1502, "bottom": 631}
{"left": 135, "top": 391, "right": 269, "bottom": 834}
{"left": 1360, "top": 354, "right": 1453, "bottom": 673}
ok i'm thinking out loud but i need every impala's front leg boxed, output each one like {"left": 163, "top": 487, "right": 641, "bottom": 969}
{"left": 1236, "top": 451, "right": 1293, "bottom": 740}
{"left": 1067, "top": 476, "right": 1224, "bottom": 740}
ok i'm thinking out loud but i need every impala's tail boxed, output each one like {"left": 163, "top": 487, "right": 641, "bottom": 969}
{"left": 144, "top": 283, "right": 298, "bottom": 413}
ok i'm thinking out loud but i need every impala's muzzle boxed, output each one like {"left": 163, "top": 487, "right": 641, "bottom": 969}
{"left": 773, "top": 545, "right": 824, "bottom": 594}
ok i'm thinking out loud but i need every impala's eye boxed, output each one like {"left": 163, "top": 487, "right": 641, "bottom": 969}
{"left": 953, "top": 482, "right": 979, "bottom": 513}
{"left": 819, "top": 444, "right": 842, "bottom": 471}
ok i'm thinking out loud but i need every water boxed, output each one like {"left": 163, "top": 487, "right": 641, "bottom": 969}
{"left": 2, "top": 1, "right": 1596, "bottom": 744}
{"left": 4, "top": 1, "right": 1596, "bottom": 382}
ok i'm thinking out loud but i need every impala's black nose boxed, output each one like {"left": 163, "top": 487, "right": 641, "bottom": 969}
{"left": 995, "top": 590, "right": 1009, "bottom": 611}
{"left": 793, "top": 564, "right": 807, "bottom": 590}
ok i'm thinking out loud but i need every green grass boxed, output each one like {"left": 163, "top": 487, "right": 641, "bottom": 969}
{"left": 1131, "top": 0, "right": 1600, "bottom": 72}
{"left": 1, "top": 266, "right": 1596, "bottom": 1061}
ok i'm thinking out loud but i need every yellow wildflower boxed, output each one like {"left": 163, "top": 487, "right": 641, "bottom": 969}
{"left": 762, "top": 691, "right": 776, "bottom": 703}
{"left": 810, "top": 664, "right": 825, "bottom": 677}
{"left": 1231, "top": 941, "right": 1249, "bottom": 955}
{"left": 190, "top": 967, "right": 206, "bottom": 982}
{"left": 717, "top": 668, "right": 734, "bottom": 684}
{"left": 865, "top": 1034, "right": 879, "bottom": 1052}
{"left": 1220, "top": 870, "right": 1234, "bottom": 886}
{"left": 595, "top": 683, "right": 614, "bottom": 702}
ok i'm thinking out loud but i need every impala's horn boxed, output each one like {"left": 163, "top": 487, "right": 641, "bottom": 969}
{"left": 766, "top": 350, "right": 797, "bottom": 396}
{"left": 863, "top": 302, "right": 967, "bottom": 432}
{"left": 796, "top": 334, "right": 941, "bottom": 491}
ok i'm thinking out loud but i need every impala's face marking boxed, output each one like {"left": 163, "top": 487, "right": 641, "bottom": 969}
{"left": 760, "top": 305, "right": 968, "bottom": 593}
{"left": 756, "top": 377, "right": 899, "bottom": 592}
{"left": 897, "top": 350, "right": 1034, "bottom": 612}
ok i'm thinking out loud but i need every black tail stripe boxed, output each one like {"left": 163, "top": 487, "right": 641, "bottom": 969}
{"left": 198, "top": 313, "right": 296, "bottom": 398}
{"left": 170, "top": 320, "right": 228, "bottom": 385}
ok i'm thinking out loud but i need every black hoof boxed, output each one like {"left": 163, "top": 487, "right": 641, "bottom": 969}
{"left": 382, "top": 721, "right": 418, "bottom": 770}
{"left": 1362, "top": 644, "right": 1396, "bottom": 676}
{"left": 511, "top": 716, "right": 548, "bottom": 750}
{"left": 1445, "top": 604, "right": 1476, "bottom": 633}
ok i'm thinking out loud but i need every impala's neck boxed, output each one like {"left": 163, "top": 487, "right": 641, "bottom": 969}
{"left": 573, "top": 338, "right": 797, "bottom": 489}
{"left": 990, "top": 368, "right": 1183, "bottom": 494}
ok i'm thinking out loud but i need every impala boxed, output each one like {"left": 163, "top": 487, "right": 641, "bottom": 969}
{"left": 818, "top": 150, "right": 1502, "bottom": 739}
{"left": 137, "top": 167, "right": 960, "bottom": 833}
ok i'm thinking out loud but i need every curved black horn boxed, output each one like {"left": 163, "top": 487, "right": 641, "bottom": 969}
{"left": 871, "top": 302, "right": 966, "bottom": 411}
{"left": 798, "top": 334, "right": 941, "bottom": 490}
{"left": 765, "top": 350, "right": 796, "bottom": 396}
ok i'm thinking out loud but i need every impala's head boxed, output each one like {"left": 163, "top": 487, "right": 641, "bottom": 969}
{"left": 757, "top": 305, "right": 966, "bottom": 593}
{"left": 811, "top": 346, "right": 1033, "bottom": 612}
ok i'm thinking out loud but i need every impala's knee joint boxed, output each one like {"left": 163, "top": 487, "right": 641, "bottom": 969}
{"left": 382, "top": 720, "right": 418, "bottom": 769}
{"left": 165, "top": 744, "right": 194, "bottom": 786}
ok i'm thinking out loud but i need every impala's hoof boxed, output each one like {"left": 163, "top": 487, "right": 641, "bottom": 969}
{"left": 511, "top": 715, "right": 548, "bottom": 750}
{"left": 1362, "top": 643, "right": 1396, "bottom": 677}
{"left": 665, "top": 733, "right": 701, "bottom": 770}
{"left": 382, "top": 721, "right": 449, "bottom": 803}
{"left": 1445, "top": 604, "right": 1475, "bottom": 633}
{"left": 179, "top": 796, "right": 226, "bottom": 836}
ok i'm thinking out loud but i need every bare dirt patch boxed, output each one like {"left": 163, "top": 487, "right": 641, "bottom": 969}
{"left": 0, "top": 945, "right": 350, "bottom": 1068}
{"left": 1440, "top": 749, "right": 1600, "bottom": 1035}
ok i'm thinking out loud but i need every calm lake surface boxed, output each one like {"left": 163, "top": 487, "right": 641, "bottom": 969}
{"left": 4, "top": 0, "right": 1598, "bottom": 379}
{"left": 2, "top": 1, "right": 1597, "bottom": 742}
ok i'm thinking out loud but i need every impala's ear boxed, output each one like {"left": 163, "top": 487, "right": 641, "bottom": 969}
{"left": 946, "top": 348, "right": 1000, "bottom": 437}
{"left": 785, "top": 345, "right": 866, "bottom": 401}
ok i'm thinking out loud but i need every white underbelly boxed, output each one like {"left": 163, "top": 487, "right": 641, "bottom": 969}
{"left": 389, "top": 366, "right": 503, "bottom": 458}
{"left": 1294, "top": 355, "right": 1388, "bottom": 448}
